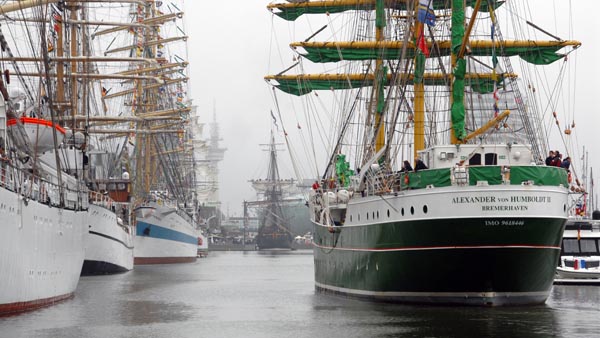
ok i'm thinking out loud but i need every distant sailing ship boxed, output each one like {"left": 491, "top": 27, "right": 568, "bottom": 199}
{"left": 249, "top": 132, "right": 303, "bottom": 250}
{"left": 0, "top": 1, "right": 89, "bottom": 314}
{"left": 266, "top": 1, "right": 579, "bottom": 305}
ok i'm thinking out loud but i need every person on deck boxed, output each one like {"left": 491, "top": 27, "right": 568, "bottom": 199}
{"left": 415, "top": 158, "right": 428, "bottom": 171}
{"left": 400, "top": 160, "right": 413, "bottom": 172}
{"left": 550, "top": 151, "right": 562, "bottom": 167}
{"left": 545, "top": 150, "right": 555, "bottom": 166}
{"left": 561, "top": 156, "right": 571, "bottom": 171}
{"left": 0, "top": 145, "right": 9, "bottom": 183}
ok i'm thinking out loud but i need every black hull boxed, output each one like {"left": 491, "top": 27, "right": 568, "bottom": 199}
{"left": 256, "top": 235, "right": 292, "bottom": 250}
{"left": 81, "top": 260, "right": 130, "bottom": 276}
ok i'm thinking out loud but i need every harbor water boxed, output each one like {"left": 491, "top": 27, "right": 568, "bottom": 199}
{"left": 1, "top": 250, "right": 599, "bottom": 338}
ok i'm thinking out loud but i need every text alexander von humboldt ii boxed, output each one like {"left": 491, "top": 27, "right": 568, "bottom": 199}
{"left": 451, "top": 195, "right": 550, "bottom": 211}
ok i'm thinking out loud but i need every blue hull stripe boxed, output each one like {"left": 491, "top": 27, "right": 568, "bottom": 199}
{"left": 136, "top": 221, "right": 197, "bottom": 245}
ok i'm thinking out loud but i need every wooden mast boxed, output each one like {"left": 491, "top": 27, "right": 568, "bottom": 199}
{"left": 373, "top": 0, "right": 386, "bottom": 153}
{"left": 413, "top": 0, "right": 425, "bottom": 161}
{"left": 68, "top": 2, "right": 79, "bottom": 129}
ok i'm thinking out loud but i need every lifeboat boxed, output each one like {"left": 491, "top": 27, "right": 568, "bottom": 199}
{"left": 7, "top": 117, "right": 66, "bottom": 153}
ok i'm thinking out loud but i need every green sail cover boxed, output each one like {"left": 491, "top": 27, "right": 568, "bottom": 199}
{"left": 375, "top": 0, "right": 385, "bottom": 29}
{"left": 400, "top": 168, "right": 452, "bottom": 190}
{"left": 414, "top": 51, "right": 425, "bottom": 85}
{"left": 468, "top": 166, "right": 503, "bottom": 185}
{"left": 335, "top": 154, "right": 354, "bottom": 187}
{"left": 451, "top": 58, "right": 467, "bottom": 140}
{"left": 272, "top": 0, "right": 504, "bottom": 21}
{"left": 271, "top": 75, "right": 504, "bottom": 96}
{"left": 376, "top": 66, "right": 387, "bottom": 113}
{"left": 299, "top": 45, "right": 567, "bottom": 65}
{"left": 273, "top": 78, "right": 371, "bottom": 96}
{"left": 509, "top": 166, "right": 568, "bottom": 186}
{"left": 450, "top": 0, "right": 467, "bottom": 141}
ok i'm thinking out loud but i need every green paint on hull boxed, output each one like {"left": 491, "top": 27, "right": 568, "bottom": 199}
{"left": 313, "top": 217, "right": 566, "bottom": 305}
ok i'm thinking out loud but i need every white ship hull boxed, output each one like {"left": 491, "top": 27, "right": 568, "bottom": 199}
{"left": 134, "top": 205, "right": 198, "bottom": 264}
{"left": 82, "top": 204, "right": 134, "bottom": 275}
{"left": 0, "top": 188, "right": 86, "bottom": 314}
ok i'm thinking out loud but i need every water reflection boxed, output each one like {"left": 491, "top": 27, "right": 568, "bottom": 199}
{"left": 0, "top": 251, "right": 598, "bottom": 338}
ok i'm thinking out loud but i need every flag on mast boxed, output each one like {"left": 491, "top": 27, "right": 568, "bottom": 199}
{"left": 418, "top": 0, "right": 436, "bottom": 26}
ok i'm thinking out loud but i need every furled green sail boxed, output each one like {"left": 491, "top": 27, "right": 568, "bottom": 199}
{"left": 269, "top": 0, "right": 504, "bottom": 22}
{"left": 450, "top": 0, "right": 467, "bottom": 141}
{"left": 268, "top": 73, "right": 507, "bottom": 96}
{"left": 297, "top": 44, "right": 569, "bottom": 65}
{"left": 335, "top": 154, "right": 353, "bottom": 187}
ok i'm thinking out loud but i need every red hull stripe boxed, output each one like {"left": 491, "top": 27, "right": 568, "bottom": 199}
{"left": 313, "top": 243, "right": 561, "bottom": 252}
{"left": 0, "top": 292, "right": 74, "bottom": 316}
{"left": 134, "top": 256, "right": 197, "bottom": 265}
{"left": 7, "top": 117, "right": 67, "bottom": 134}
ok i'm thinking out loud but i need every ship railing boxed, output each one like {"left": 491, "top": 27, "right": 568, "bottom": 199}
{"left": 88, "top": 190, "right": 131, "bottom": 224}
{"left": 176, "top": 208, "right": 195, "bottom": 226}
{"left": 0, "top": 160, "right": 88, "bottom": 210}
{"left": 88, "top": 190, "right": 116, "bottom": 210}
{"left": 323, "top": 164, "right": 570, "bottom": 198}
{"left": 387, "top": 165, "right": 568, "bottom": 192}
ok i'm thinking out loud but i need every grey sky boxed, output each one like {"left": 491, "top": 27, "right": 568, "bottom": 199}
{"left": 186, "top": 1, "right": 600, "bottom": 215}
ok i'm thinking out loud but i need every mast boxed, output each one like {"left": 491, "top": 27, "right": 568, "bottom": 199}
{"left": 266, "top": 0, "right": 581, "bottom": 170}
{"left": 372, "top": 0, "right": 385, "bottom": 154}
{"left": 449, "top": 0, "right": 481, "bottom": 144}
{"left": 413, "top": 0, "right": 425, "bottom": 159}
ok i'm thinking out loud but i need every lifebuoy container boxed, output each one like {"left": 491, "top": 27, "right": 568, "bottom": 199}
{"left": 197, "top": 237, "right": 203, "bottom": 246}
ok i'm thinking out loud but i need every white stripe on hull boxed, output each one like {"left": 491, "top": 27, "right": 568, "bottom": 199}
{"left": 315, "top": 185, "right": 568, "bottom": 227}
{"left": 315, "top": 281, "right": 550, "bottom": 302}
{"left": 0, "top": 188, "right": 85, "bottom": 307}
{"left": 85, "top": 204, "right": 134, "bottom": 272}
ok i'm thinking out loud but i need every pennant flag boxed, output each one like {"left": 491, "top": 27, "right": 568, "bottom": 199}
{"left": 47, "top": 37, "right": 54, "bottom": 53}
{"left": 417, "top": 0, "right": 436, "bottom": 26}
{"left": 270, "top": 110, "right": 279, "bottom": 130}
{"left": 416, "top": 26, "right": 430, "bottom": 57}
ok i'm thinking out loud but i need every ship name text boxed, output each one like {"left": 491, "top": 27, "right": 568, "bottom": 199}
{"left": 452, "top": 195, "right": 550, "bottom": 204}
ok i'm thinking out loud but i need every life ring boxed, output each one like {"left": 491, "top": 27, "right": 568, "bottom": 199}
{"left": 404, "top": 174, "right": 409, "bottom": 185}
{"left": 197, "top": 237, "right": 203, "bottom": 246}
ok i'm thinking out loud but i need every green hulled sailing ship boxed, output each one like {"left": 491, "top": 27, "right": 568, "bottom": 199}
{"left": 266, "top": 0, "right": 579, "bottom": 305}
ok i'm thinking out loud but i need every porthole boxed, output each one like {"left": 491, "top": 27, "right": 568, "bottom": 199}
{"left": 377, "top": 210, "right": 380, "bottom": 219}
{"left": 372, "top": 211, "right": 375, "bottom": 219}
{"left": 410, "top": 206, "right": 415, "bottom": 215}
{"left": 366, "top": 213, "right": 369, "bottom": 220}
{"left": 358, "top": 214, "right": 361, "bottom": 221}
{"left": 423, "top": 205, "right": 428, "bottom": 214}
{"left": 350, "top": 215, "right": 353, "bottom": 222}
{"left": 401, "top": 208, "right": 405, "bottom": 216}
{"left": 387, "top": 209, "right": 390, "bottom": 217}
